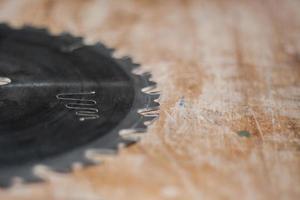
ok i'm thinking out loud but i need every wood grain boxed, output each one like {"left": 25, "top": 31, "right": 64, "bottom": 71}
{"left": 0, "top": 0, "right": 299, "bottom": 199}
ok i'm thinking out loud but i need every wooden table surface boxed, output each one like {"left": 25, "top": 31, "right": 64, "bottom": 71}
{"left": 0, "top": 0, "right": 299, "bottom": 199}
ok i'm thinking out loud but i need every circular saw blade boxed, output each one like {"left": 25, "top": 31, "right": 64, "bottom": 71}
{"left": 0, "top": 24, "right": 159, "bottom": 187}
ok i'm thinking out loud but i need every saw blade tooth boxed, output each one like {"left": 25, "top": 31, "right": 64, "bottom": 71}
{"left": 138, "top": 105, "right": 160, "bottom": 114}
{"left": 43, "top": 153, "right": 87, "bottom": 173}
{"left": 23, "top": 173, "right": 43, "bottom": 184}
{"left": 139, "top": 109, "right": 160, "bottom": 117}
{"left": 132, "top": 67, "right": 148, "bottom": 75}
{"left": 133, "top": 117, "right": 148, "bottom": 130}
{"left": 119, "top": 128, "right": 139, "bottom": 135}
{"left": 141, "top": 71, "right": 152, "bottom": 79}
{"left": 143, "top": 115, "right": 159, "bottom": 126}
{"left": 149, "top": 93, "right": 160, "bottom": 101}
{"left": 136, "top": 72, "right": 158, "bottom": 90}
{"left": 41, "top": 155, "right": 96, "bottom": 175}
{"left": 138, "top": 108, "right": 160, "bottom": 127}
{"left": 119, "top": 128, "right": 147, "bottom": 142}
{"left": 118, "top": 139, "right": 136, "bottom": 149}
{"left": 22, "top": 25, "right": 48, "bottom": 34}
{"left": 16, "top": 171, "right": 43, "bottom": 188}
{"left": 117, "top": 56, "right": 140, "bottom": 71}
{"left": 72, "top": 162, "right": 84, "bottom": 170}
{"left": 0, "top": 168, "right": 40, "bottom": 188}
{"left": 142, "top": 84, "right": 159, "bottom": 94}
{"left": 85, "top": 149, "right": 117, "bottom": 163}
{"left": 70, "top": 159, "right": 96, "bottom": 171}
{"left": 140, "top": 72, "right": 153, "bottom": 84}
{"left": 92, "top": 42, "right": 115, "bottom": 56}
{"left": 11, "top": 177, "right": 25, "bottom": 187}
{"left": 147, "top": 95, "right": 160, "bottom": 108}
{"left": 46, "top": 163, "right": 72, "bottom": 174}
{"left": 59, "top": 32, "right": 83, "bottom": 41}
{"left": 56, "top": 32, "right": 84, "bottom": 52}
{"left": 0, "top": 166, "right": 43, "bottom": 188}
{"left": 85, "top": 149, "right": 117, "bottom": 158}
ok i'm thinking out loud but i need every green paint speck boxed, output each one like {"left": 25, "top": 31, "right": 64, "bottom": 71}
{"left": 237, "top": 130, "right": 251, "bottom": 138}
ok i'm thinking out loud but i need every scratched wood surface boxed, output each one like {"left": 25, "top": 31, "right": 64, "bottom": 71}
{"left": 0, "top": 0, "right": 300, "bottom": 199}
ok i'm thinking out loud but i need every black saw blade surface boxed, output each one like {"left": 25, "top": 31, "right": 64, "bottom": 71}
{"left": 0, "top": 24, "right": 159, "bottom": 187}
